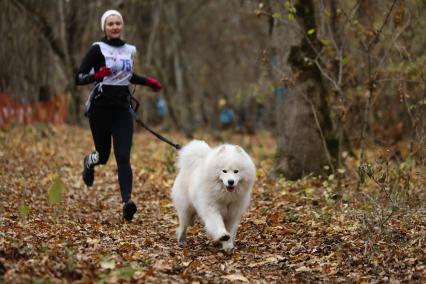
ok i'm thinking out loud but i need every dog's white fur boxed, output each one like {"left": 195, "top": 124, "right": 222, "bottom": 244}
{"left": 171, "top": 140, "right": 256, "bottom": 252}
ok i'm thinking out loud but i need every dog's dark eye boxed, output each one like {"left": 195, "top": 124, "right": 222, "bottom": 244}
{"left": 234, "top": 170, "right": 239, "bottom": 173}
{"left": 222, "top": 170, "right": 227, "bottom": 173}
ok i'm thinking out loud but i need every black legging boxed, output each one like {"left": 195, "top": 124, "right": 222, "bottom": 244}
{"left": 89, "top": 104, "right": 133, "bottom": 203}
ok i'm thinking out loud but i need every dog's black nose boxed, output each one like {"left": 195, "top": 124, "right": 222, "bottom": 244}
{"left": 228, "top": 180, "right": 234, "bottom": 186}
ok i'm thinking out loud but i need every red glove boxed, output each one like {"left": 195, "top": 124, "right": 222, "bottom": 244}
{"left": 95, "top": 67, "right": 112, "bottom": 80}
{"left": 146, "top": 77, "right": 162, "bottom": 92}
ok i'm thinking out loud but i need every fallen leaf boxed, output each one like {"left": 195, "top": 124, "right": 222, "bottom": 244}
{"left": 100, "top": 257, "right": 116, "bottom": 269}
{"left": 222, "top": 274, "right": 250, "bottom": 282}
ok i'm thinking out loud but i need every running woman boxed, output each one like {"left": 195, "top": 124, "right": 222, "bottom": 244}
{"left": 75, "top": 9, "right": 162, "bottom": 221}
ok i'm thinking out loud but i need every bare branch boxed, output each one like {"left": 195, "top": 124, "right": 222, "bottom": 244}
{"left": 301, "top": 93, "right": 335, "bottom": 174}
{"left": 10, "top": 0, "right": 66, "bottom": 62}
{"left": 367, "top": 0, "right": 399, "bottom": 49}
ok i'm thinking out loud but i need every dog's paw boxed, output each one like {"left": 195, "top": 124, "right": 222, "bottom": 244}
{"left": 177, "top": 235, "right": 187, "bottom": 246}
{"left": 176, "top": 230, "right": 187, "bottom": 247}
{"left": 222, "top": 241, "right": 234, "bottom": 254}
{"left": 219, "top": 234, "right": 231, "bottom": 242}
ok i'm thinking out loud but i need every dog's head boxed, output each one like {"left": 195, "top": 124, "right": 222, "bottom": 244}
{"left": 212, "top": 145, "right": 256, "bottom": 193}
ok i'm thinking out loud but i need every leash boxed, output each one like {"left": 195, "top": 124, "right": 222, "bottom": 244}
{"left": 130, "top": 95, "right": 181, "bottom": 150}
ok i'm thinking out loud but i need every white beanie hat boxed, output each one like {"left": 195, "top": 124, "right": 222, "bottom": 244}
{"left": 101, "top": 10, "right": 123, "bottom": 31}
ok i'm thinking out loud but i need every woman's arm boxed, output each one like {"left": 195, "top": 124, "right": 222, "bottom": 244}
{"left": 129, "top": 73, "right": 148, "bottom": 85}
{"left": 130, "top": 73, "right": 162, "bottom": 91}
{"left": 75, "top": 45, "right": 104, "bottom": 85}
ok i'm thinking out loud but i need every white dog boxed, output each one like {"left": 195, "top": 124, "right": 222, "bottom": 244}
{"left": 171, "top": 140, "right": 256, "bottom": 252}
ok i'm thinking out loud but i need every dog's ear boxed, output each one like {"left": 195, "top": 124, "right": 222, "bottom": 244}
{"left": 218, "top": 145, "right": 226, "bottom": 153}
{"left": 235, "top": 145, "right": 243, "bottom": 153}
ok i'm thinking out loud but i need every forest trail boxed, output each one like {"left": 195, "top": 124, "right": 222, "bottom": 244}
{"left": 1, "top": 125, "right": 425, "bottom": 283}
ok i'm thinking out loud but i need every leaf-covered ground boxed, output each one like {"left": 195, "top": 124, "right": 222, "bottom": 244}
{"left": 1, "top": 124, "right": 425, "bottom": 283}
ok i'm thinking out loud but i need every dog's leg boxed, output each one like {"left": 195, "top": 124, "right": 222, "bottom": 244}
{"left": 176, "top": 208, "right": 192, "bottom": 246}
{"left": 222, "top": 214, "right": 242, "bottom": 253}
{"left": 201, "top": 211, "right": 230, "bottom": 241}
{"left": 176, "top": 225, "right": 187, "bottom": 246}
{"left": 225, "top": 219, "right": 239, "bottom": 242}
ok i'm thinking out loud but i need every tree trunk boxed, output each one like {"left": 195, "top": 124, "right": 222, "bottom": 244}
{"left": 163, "top": 1, "right": 194, "bottom": 136}
{"left": 9, "top": 0, "right": 88, "bottom": 124}
{"left": 272, "top": 0, "right": 337, "bottom": 180}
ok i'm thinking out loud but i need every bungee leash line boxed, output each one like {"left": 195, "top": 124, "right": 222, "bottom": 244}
{"left": 130, "top": 96, "right": 181, "bottom": 150}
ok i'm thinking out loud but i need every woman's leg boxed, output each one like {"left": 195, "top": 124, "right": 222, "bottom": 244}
{"left": 111, "top": 108, "right": 134, "bottom": 203}
{"left": 82, "top": 105, "right": 113, "bottom": 186}
{"left": 89, "top": 106, "right": 112, "bottom": 165}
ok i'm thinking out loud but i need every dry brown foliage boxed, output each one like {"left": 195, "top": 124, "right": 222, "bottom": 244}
{"left": 0, "top": 125, "right": 425, "bottom": 283}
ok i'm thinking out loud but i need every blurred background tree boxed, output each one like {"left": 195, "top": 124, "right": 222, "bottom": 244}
{"left": 0, "top": 0, "right": 424, "bottom": 179}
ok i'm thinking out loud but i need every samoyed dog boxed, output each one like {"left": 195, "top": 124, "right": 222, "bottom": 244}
{"left": 171, "top": 140, "right": 256, "bottom": 253}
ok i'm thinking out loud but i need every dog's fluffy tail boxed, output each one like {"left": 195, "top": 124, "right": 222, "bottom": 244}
{"left": 177, "top": 140, "right": 210, "bottom": 171}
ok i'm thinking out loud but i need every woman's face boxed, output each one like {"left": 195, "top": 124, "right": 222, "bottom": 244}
{"left": 104, "top": 15, "right": 123, "bottom": 40}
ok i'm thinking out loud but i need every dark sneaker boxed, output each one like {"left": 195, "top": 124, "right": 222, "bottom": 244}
{"left": 82, "top": 155, "right": 95, "bottom": 186}
{"left": 123, "top": 200, "right": 137, "bottom": 221}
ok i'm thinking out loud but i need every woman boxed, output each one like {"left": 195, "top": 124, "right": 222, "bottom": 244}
{"left": 75, "top": 10, "right": 162, "bottom": 221}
